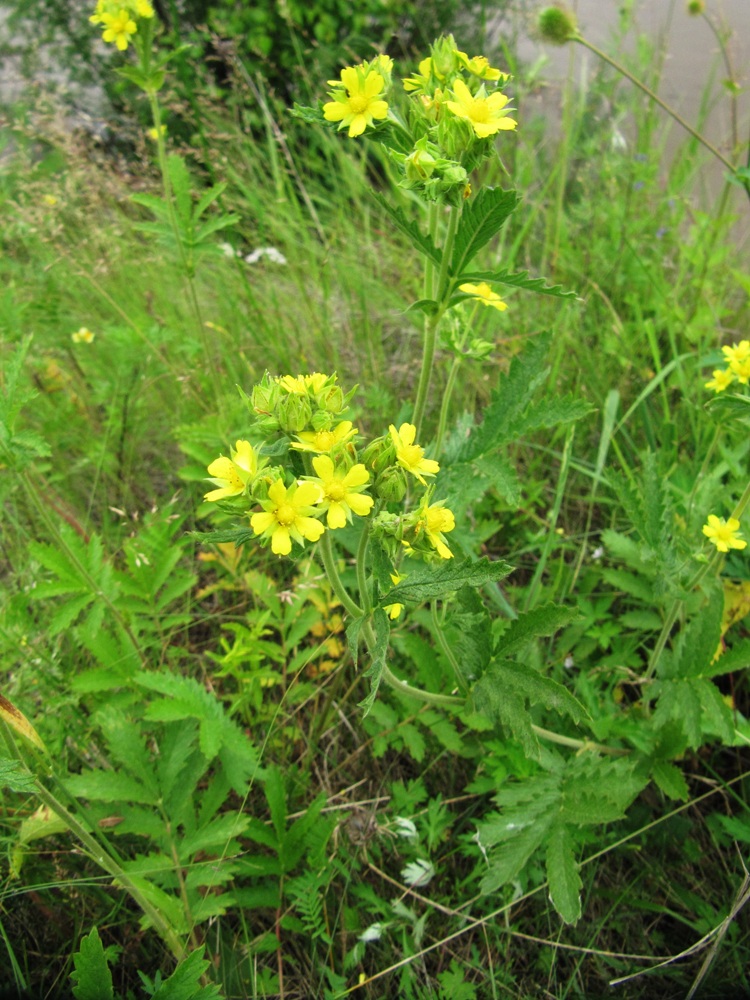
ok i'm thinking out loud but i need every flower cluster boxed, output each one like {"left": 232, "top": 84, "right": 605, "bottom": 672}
{"left": 704, "top": 340, "right": 750, "bottom": 393}
{"left": 316, "top": 36, "right": 516, "bottom": 205}
{"left": 90, "top": 0, "right": 154, "bottom": 51}
{"left": 202, "top": 373, "right": 456, "bottom": 571}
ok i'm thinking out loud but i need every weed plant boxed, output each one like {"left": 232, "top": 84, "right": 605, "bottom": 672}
{"left": 1, "top": 3, "right": 750, "bottom": 999}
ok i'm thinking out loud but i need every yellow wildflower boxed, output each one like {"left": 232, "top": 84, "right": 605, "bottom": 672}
{"left": 721, "top": 341, "right": 750, "bottom": 365}
{"left": 445, "top": 78, "right": 517, "bottom": 138}
{"left": 704, "top": 368, "right": 734, "bottom": 393}
{"left": 702, "top": 514, "right": 747, "bottom": 553}
{"left": 71, "top": 327, "right": 95, "bottom": 344}
{"left": 729, "top": 357, "right": 750, "bottom": 384}
{"left": 389, "top": 423, "right": 439, "bottom": 485}
{"left": 403, "top": 57, "right": 434, "bottom": 93}
{"left": 251, "top": 479, "right": 325, "bottom": 556}
{"left": 43, "top": 194, "right": 58, "bottom": 207}
{"left": 147, "top": 124, "right": 167, "bottom": 140}
{"left": 101, "top": 9, "right": 137, "bottom": 50}
{"left": 323, "top": 66, "right": 389, "bottom": 138}
{"left": 134, "top": 0, "right": 154, "bottom": 16}
{"left": 292, "top": 421, "right": 358, "bottom": 454}
{"left": 307, "top": 455, "right": 374, "bottom": 529}
{"left": 456, "top": 50, "right": 508, "bottom": 82}
{"left": 204, "top": 440, "right": 258, "bottom": 502}
{"left": 459, "top": 281, "right": 508, "bottom": 311}
{"left": 422, "top": 502, "right": 456, "bottom": 559}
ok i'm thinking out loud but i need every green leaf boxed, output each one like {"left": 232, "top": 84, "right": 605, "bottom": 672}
{"left": 442, "top": 587, "right": 493, "bottom": 684}
{"left": 651, "top": 760, "right": 689, "bottom": 801}
{"left": 450, "top": 187, "right": 520, "bottom": 278}
{"left": 559, "top": 758, "right": 648, "bottom": 825}
{"left": 480, "top": 660, "right": 589, "bottom": 726}
{"left": 66, "top": 770, "right": 159, "bottom": 805}
{"left": 0, "top": 757, "right": 36, "bottom": 794}
{"left": 168, "top": 154, "right": 193, "bottom": 226}
{"left": 493, "top": 603, "right": 581, "bottom": 659}
{"left": 379, "top": 557, "right": 513, "bottom": 607}
{"left": 546, "top": 825, "right": 582, "bottom": 924}
{"left": 456, "top": 267, "right": 577, "bottom": 299}
{"left": 70, "top": 927, "right": 114, "bottom": 1000}
{"left": 371, "top": 192, "right": 442, "bottom": 266}
{"left": 151, "top": 947, "right": 223, "bottom": 1000}
{"left": 359, "top": 608, "right": 390, "bottom": 716}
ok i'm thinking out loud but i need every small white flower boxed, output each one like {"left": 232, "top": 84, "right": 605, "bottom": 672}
{"left": 218, "top": 241, "right": 236, "bottom": 258}
{"left": 401, "top": 858, "right": 435, "bottom": 887}
{"left": 564, "top": 655, "right": 575, "bottom": 669}
{"left": 245, "top": 246, "right": 287, "bottom": 265}
{"left": 393, "top": 817, "right": 418, "bottom": 840}
{"left": 359, "top": 922, "right": 384, "bottom": 943}
{"left": 591, "top": 546, "right": 604, "bottom": 560}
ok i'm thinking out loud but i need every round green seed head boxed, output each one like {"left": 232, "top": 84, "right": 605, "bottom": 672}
{"left": 537, "top": 5, "right": 578, "bottom": 44}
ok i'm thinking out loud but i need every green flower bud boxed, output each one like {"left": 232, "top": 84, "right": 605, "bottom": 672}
{"left": 405, "top": 144, "right": 438, "bottom": 182}
{"left": 251, "top": 374, "right": 281, "bottom": 417}
{"left": 375, "top": 466, "right": 408, "bottom": 503}
{"left": 318, "top": 384, "right": 345, "bottom": 413}
{"left": 437, "top": 113, "right": 475, "bottom": 158}
{"left": 537, "top": 6, "right": 578, "bottom": 44}
{"left": 311, "top": 409, "right": 334, "bottom": 431}
{"left": 277, "top": 394, "right": 312, "bottom": 433}
{"left": 686, "top": 0, "right": 704, "bottom": 12}
{"left": 361, "top": 434, "right": 395, "bottom": 475}
{"left": 430, "top": 35, "right": 459, "bottom": 80}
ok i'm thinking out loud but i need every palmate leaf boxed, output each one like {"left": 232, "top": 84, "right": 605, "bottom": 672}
{"left": 371, "top": 192, "right": 442, "bottom": 266}
{"left": 378, "top": 557, "right": 513, "bottom": 608}
{"left": 449, "top": 187, "right": 520, "bottom": 279}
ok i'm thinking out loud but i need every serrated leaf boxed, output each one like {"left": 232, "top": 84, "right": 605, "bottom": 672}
{"left": 66, "top": 770, "right": 158, "bottom": 805}
{"left": 450, "top": 187, "right": 520, "bottom": 279}
{"left": 443, "top": 587, "right": 493, "bottom": 684}
{"left": 150, "top": 947, "right": 223, "bottom": 1000}
{"left": 494, "top": 603, "right": 581, "bottom": 659}
{"left": 485, "top": 660, "right": 589, "bottom": 725}
{"left": 0, "top": 757, "right": 36, "bottom": 793}
{"left": 460, "top": 335, "right": 552, "bottom": 460}
{"left": 511, "top": 394, "right": 594, "bottom": 436}
{"left": 70, "top": 927, "right": 114, "bottom": 1000}
{"left": 379, "top": 557, "right": 513, "bottom": 607}
{"left": 371, "top": 192, "right": 442, "bottom": 266}
{"left": 651, "top": 760, "right": 689, "bottom": 801}
{"left": 559, "top": 758, "right": 648, "bottom": 825}
{"left": 359, "top": 608, "right": 390, "bottom": 716}
{"left": 457, "top": 267, "right": 577, "bottom": 299}
{"left": 546, "top": 825, "right": 582, "bottom": 923}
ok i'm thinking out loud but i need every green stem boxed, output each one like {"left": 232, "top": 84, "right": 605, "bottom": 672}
{"left": 574, "top": 35, "right": 739, "bottom": 177}
{"left": 434, "top": 356, "right": 461, "bottom": 458}
{"left": 319, "top": 532, "right": 363, "bottom": 619}
{"left": 412, "top": 205, "right": 461, "bottom": 438}
{"left": 430, "top": 601, "right": 467, "bottom": 693}
{"left": 355, "top": 523, "right": 372, "bottom": 615}
{"left": 0, "top": 723, "right": 185, "bottom": 960}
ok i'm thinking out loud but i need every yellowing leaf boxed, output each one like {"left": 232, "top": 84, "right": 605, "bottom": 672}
{"left": 0, "top": 694, "right": 45, "bottom": 751}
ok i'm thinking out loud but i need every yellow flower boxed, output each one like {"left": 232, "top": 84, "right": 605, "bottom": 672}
{"left": 101, "top": 9, "right": 137, "bottom": 50}
{"left": 43, "top": 194, "right": 58, "bottom": 207}
{"left": 323, "top": 66, "right": 389, "bottom": 138}
{"left": 721, "top": 341, "right": 750, "bottom": 365}
{"left": 702, "top": 514, "right": 747, "bottom": 553}
{"left": 445, "top": 78, "right": 517, "bottom": 138}
{"left": 204, "top": 440, "right": 258, "bottom": 501}
{"left": 422, "top": 502, "right": 456, "bottom": 559}
{"left": 307, "top": 455, "right": 374, "bottom": 529}
{"left": 456, "top": 50, "right": 508, "bottom": 82}
{"left": 134, "top": 0, "right": 154, "bottom": 16}
{"left": 147, "top": 124, "right": 167, "bottom": 140}
{"left": 729, "top": 357, "right": 750, "bottom": 384}
{"left": 389, "top": 423, "right": 439, "bottom": 485}
{"left": 704, "top": 368, "right": 734, "bottom": 393}
{"left": 459, "top": 281, "right": 508, "bottom": 311}
{"left": 251, "top": 479, "right": 325, "bottom": 556}
{"left": 403, "top": 57, "right": 434, "bottom": 93}
{"left": 71, "top": 327, "right": 95, "bottom": 344}
{"left": 292, "top": 421, "right": 358, "bottom": 454}
{"left": 385, "top": 572, "right": 405, "bottom": 620}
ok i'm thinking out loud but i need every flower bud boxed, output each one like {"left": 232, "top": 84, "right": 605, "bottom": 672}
{"left": 430, "top": 35, "right": 459, "bottom": 80}
{"left": 277, "top": 393, "right": 312, "bottom": 433}
{"left": 405, "top": 144, "right": 438, "bottom": 182}
{"left": 437, "top": 114, "right": 475, "bottom": 158}
{"left": 251, "top": 375, "right": 281, "bottom": 417}
{"left": 318, "top": 383, "right": 345, "bottom": 413}
{"left": 537, "top": 6, "right": 578, "bottom": 44}
{"left": 361, "top": 434, "right": 395, "bottom": 475}
{"left": 311, "top": 409, "right": 334, "bottom": 432}
{"left": 374, "top": 466, "right": 408, "bottom": 503}
{"left": 686, "top": 0, "right": 704, "bottom": 12}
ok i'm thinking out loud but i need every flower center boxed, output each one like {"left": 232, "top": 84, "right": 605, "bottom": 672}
{"left": 348, "top": 94, "right": 370, "bottom": 114}
{"left": 326, "top": 482, "right": 346, "bottom": 502}
{"left": 315, "top": 431, "right": 334, "bottom": 451}
{"left": 401, "top": 444, "right": 423, "bottom": 468}
{"left": 276, "top": 503, "right": 297, "bottom": 526}
{"left": 469, "top": 100, "right": 490, "bottom": 123}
